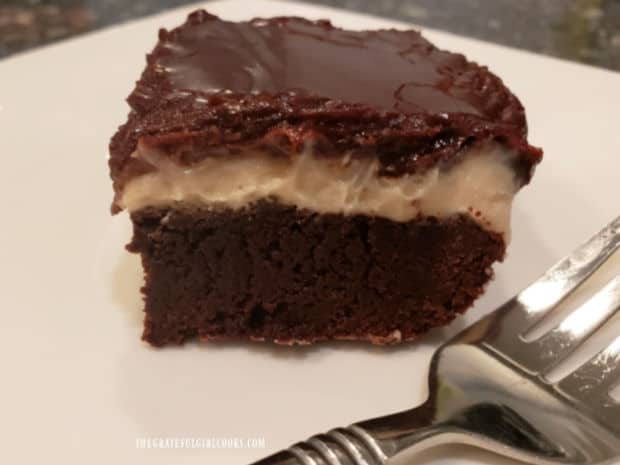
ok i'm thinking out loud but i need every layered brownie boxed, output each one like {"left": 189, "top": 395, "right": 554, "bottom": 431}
{"left": 109, "top": 10, "right": 542, "bottom": 346}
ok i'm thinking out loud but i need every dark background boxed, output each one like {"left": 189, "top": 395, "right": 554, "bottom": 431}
{"left": 1, "top": 0, "right": 619, "bottom": 70}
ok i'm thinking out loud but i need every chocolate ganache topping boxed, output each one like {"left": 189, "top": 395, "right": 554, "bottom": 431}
{"left": 109, "top": 10, "right": 542, "bottom": 211}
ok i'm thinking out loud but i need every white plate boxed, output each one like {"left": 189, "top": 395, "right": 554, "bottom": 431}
{"left": 1, "top": 1, "right": 620, "bottom": 464}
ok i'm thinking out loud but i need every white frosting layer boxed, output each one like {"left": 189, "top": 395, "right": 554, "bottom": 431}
{"left": 120, "top": 143, "right": 518, "bottom": 235}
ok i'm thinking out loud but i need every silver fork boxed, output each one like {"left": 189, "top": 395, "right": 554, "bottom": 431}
{"left": 249, "top": 215, "right": 620, "bottom": 465}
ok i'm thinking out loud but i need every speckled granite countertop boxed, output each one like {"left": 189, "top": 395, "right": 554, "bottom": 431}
{"left": 1, "top": 0, "right": 619, "bottom": 71}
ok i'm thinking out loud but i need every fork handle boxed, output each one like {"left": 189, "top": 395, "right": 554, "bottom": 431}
{"left": 249, "top": 404, "right": 442, "bottom": 465}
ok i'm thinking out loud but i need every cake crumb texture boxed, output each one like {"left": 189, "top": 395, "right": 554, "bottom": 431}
{"left": 128, "top": 202, "right": 505, "bottom": 346}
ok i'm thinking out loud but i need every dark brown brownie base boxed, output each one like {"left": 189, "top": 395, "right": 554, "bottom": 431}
{"left": 127, "top": 201, "right": 505, "bottom": 346}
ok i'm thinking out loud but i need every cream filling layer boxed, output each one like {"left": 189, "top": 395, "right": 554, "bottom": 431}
{"left": 120, "top": 142, "right": 518, "bottom": 236}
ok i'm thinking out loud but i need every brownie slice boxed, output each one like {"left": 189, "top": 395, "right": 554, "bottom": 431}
{"left": 109, "top": 10, "right": 542, "bottom": 346}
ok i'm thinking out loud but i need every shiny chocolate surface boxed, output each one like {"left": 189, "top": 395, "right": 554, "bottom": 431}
{"left": 157, "top": 11, "right": 486, "bottom": 115}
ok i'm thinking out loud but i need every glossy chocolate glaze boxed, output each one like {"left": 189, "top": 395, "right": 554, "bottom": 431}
{"left": 109, "top": 10, "right": 542, "bottom": 212}
{"left": 161, "top": 14, "right": 488, "bottom": 115}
